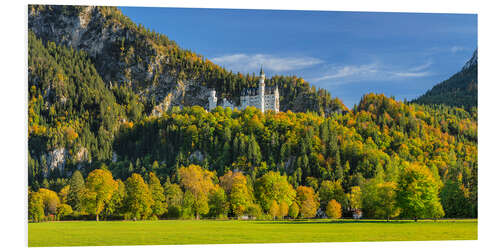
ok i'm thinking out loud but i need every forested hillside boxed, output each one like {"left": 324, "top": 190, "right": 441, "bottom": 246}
{"left": 28, "top": 5, "right": 346, "bottom": 115}
{"left": 28, "top": 31, "right": 145, "bottom": 179}
{"left": 413, "top": 50, "right": 477, "bottom": 111}
{"left": 28, "top": 5, "right": 477, "bottom": 222}
{"left": 109, "top": 94, "right": 477, "bottom": 218}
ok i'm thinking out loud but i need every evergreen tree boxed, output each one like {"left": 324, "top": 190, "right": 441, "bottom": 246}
{"left": 67, "top": 170, "right": 85, "bottom": 211}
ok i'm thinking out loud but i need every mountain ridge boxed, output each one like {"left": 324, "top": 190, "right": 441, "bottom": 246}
{"left": 413, "top": 49, "right": 477, "bottom": 111}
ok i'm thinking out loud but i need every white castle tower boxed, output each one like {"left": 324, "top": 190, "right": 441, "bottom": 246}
{"left": 258, "top": 66, "right": 266, "bottom": 113}
{"left": 273, "top": 84, "right": 279, "bottom": 112}
{"left": 208, "top": 90, "right": 217, "bottom": 111}
{"left": 207, "top": 67, "right": 279, "bottom": 113}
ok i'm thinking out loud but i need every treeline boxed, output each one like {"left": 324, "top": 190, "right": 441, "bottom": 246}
{"left": 29, "top": 163, "right": 444, "bottom": 222}
{"left": 30, "top": 93, "right": 477, "bottom": 220}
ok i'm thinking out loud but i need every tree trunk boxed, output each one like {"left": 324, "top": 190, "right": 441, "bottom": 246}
{"left": 96, "top": 213, "right": 99, "bottom": 221}
{"left": 414, "top": 217, "right": 417, "bottom": 222}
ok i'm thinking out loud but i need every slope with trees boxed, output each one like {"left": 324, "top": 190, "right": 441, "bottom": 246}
{"left": 413, "top": 50, "right": 477, "bottom": 111}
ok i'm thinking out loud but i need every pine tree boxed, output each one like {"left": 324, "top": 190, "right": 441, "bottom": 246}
{"left": 68, "top": 170, "right": 85, "bottom": 211}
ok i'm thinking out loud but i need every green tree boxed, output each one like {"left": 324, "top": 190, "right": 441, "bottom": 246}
{"left": 124, "top": 173, "right": 153, "bottom": 220}
{"left": 58, "top": 185, "right": 70, "bottom": 204}
{"left": 440, "top": 179, "right": 471, "bottom": 218}
{"left": 246, "top": 203, "right": 263, "bottom": 219}
{"left": 305, "top": 177, "right": 318, "bottom": 191}
{"left": 397, "top": 163, "right": 444, "bottom": 221}
{"left": 104, "top": 179, "right": 125, "bottom": 218}
{"left": 181, "top": 190, "right": 195, "bottom": 219}
{"left": 373, "top": 182, "right": 400, "bottom": 221}
{"left": 289, "top": 202, "right": 299, "bottom": 219}
{"left": 208, "top": 185, "right": 228, "bottom": 218}
{"left": 163, "top": 182, "right": 183, "bottom": 218}
{"left": 255, "top": 171, "right": 296, "bottom": 212}
{"left": 347, "top": 186, "right": 362, "bottom": 213}
{"left": 227, "top": 173, "right": 252, "bottom": 218}
{"left": 28, "top": 190, "right": 45, "bottom": 222}
{"left": 82, "top": 169, "right": 118, "bottom": 221}
{"left": 148, "top": 172, "right": 166, "bottom": 219}
{"left": 318, "top": 180, "right": 346, "bottom": 210}
{"left": 56, "top": 204, "right": 73, "bottom": 220}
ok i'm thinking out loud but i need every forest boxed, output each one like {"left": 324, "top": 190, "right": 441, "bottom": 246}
{"left": 28, "top": 6, "right": 477, "bottom": 223}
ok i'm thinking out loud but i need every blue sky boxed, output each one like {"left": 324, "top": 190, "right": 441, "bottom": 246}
{"left": 119, "top": 7, "right": 477, "bottom": 108}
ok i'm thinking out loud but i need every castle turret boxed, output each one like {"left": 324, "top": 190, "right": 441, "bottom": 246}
{"left": 274, "top": 85, "right": 279, "bottom": 112}
{"left": 258, "top": 66, "right": 265, "bottom": 112}
{"left": 208, "top": 90, "right": 217, "bottom": 111}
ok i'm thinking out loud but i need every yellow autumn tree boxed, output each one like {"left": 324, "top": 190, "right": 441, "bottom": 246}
{"left": 269, "top": 200, "right": 279, "bottom": 220}
{"left": 178, "top": 164, "right": 216, "bottom": 219}
{"left": 82, "top": 168, "right": 118, "bottom": 221}
{"left": 279, "top": 201, "right": 289, "bottom": 219}
{"left": 326, "top": 199, "right": 342, "bottom": 219}
{"left": 296, "top": 186, "right": 319, "bottom": 218}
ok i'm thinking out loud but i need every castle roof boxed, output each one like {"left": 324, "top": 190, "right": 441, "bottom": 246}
{"left": 240, "top": 85, "right": 278, "bottom": 96}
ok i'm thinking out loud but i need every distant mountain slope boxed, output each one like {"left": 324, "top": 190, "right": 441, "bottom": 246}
{"left": 28, "top": 5, "right": 346, "bottom": 115}
{"left": 413, "top": 50, "right": 477, "bottom": 111}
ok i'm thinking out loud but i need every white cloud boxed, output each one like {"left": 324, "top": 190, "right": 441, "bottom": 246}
{"left": 451, "top": 46, "right": 466, "bottom": 53}
{"left": 211, "top": 53, "right": 323, "bottom": 73}
{"left": 311, "top": 61, "right": 432, "bottom": 85}
{"left": 311, "top": 63, "right": 379, "bottom": 82}
{"left": 409, "top": 61, "right": 432, "bottom": 71}
{"left": 392, "top": 71, "right": 430, "bottom": 77}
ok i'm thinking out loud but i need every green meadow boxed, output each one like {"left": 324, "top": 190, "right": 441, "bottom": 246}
{"left": 28, "top": 219, "right": 477, "bottom": 247}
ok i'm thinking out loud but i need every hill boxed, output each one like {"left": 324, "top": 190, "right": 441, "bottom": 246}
{"left": 28, "top": 5, "right": 346, "bottom": 115}
{"left": 413, "top": 50, "right": 477, "bottom": 111}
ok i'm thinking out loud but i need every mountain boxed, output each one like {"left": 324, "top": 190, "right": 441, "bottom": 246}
{"left": 413, "top": 49, "right": 477, "bottom": 111}
{"left": 28, "top": 5, "right": 346, "bottom": 115}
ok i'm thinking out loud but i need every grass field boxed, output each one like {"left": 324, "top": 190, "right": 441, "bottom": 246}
{"left": 28, "top": 219, "right": 477, "bottom": 247}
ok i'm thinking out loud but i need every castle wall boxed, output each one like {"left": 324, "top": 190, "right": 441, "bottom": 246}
{"left": 208, "top": 69, "right": 279, "bottom": 113}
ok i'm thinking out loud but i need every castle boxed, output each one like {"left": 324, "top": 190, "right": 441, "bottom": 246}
{"left": 208, "top": 68, "right": 279, "bottom": 113}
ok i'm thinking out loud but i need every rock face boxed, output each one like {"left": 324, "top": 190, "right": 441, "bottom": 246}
{"left": 74, "top": 147, "right": 91, "bottom": 170}
{"left": 28, "top": 5, "right": 209, "bottom": 112}
{"left": 45, "top": 148, "right": 67, "bottom": 177}
{"left": 188, "top": 150, "right": 205, "bottom": 163}
{"left": 43, "top": 147, "right": 92, "bottom": 176}
{"left": 462, "top": 49, "right": 477, "bottom": 71}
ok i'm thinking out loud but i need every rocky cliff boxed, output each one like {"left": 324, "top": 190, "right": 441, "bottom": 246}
{"left": 29, "top": 5, "right": 210, "bottom": 111}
